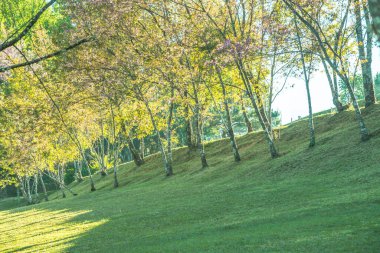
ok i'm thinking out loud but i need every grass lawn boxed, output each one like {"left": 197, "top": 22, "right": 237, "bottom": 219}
{"left": 1, "top": 105, "right": 380, "bottom": 252}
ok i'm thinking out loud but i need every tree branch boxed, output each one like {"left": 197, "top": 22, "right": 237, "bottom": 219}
{"left": 0, "top": 38, "right": 92, "bottom": 72}
{"left": 0, "top": 0, "right": 57, "bottom": 52}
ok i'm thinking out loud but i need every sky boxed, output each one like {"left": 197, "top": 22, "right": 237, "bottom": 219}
{"left": 272, "top": 47, "right": 380, "bottom": 124}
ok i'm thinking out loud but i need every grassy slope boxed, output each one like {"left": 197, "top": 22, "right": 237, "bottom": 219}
{"left": 1, "top": 105, "right": 380, "bottom": 253}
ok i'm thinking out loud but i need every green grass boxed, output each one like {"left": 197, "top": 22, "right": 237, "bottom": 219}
{"left": 1, "top": 105, "right": 380, "bottom": 252}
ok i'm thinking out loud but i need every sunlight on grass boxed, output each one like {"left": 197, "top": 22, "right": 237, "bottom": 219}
{"left": 0, "top": 208, "right": 108, "bottom": 253}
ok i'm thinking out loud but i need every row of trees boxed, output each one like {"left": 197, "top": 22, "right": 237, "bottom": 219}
{"left": 1, "top": 0, "right": 379, "bottom": 204}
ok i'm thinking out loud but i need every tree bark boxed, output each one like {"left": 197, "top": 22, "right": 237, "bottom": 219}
{"left": 110, "top": 104, "right": 119, "bottom": 188}
{"left": 216, "top": 66, "right": 241, "bottom": 162}
{"left": 58, "top": 164, "right": 66, "bottom": 198}
{"left": 38, "top": 171, "right": 49, "bottom": 201}
{"left": 74, "top": 160, "right": 84, "bottom": 182}
{"left": 295, "top": 18, "right": 316, "bottom": 147}
{"left": 82, "top": 152, "right": 96, "bottom": 191}
{"left": 236, "top": 59, "right": 279, "bottom": 158}
{"left": 127, "top": 137, "right": 144, "bottom": 166}
{"left": 353, "top": 0, "right": 376, "bottom": 107}
{"left": 25, "top": 176, "right": 33, "bottom": 205}
{"left": 320, "top": 55, "right": 344, "bottom": 112}
{"left": 184, "top": 90, "right": 196, "bottom": 150}
{"left": 368, "top": 0, "right": 380, "bottom": 40}
{"left": 140, "top": 137, "right": 145, "bottom": 159}
{"left": 17, "top": 175, "right": 33, "bottom": 205}
{"left": 121, "top": 120, "right": 144, "bottom": 166}
{"left": 165, "top": 85, "right": 175, "bottom": 176}
{"left": 241, "top": 99, "right": 253, "bottom": 133}
{"left": 192, "top": 81, "right": 208, "bottom": 168}
{"left": 44, "top": 171, "right": 78, "bottom": 196}
{"left": 144, "top": 99, "right": 173, "bottom": 176}
{"left": 267, "top": 49, "right": 277, "bottom": 130}
{"left": 33, "top": 174, "right": 39, "bottom": 199}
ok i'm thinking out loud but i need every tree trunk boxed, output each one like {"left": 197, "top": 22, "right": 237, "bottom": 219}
{"left": 77, "top": 142, "right": 96, "bottom": 191}
{"left": 38, "top": 171, "right": 48, "bottom": 201}
{"left": 144, "top": 99, "right": 173, "bottom": 176}
{"left": 305, "top": 79, "right": 316, "bottom": 147}
{"left": 236, "top": 59, "right": 279, "bottom": 158}
{"left": 241, "top": 99, "right": 253, "bottom": 133}
{"left": 83, "top": 153, "right": 96, "bottom": 191}
{"left": 267, "top": 49, "right": 276, "bottom": 129}
{"left": 110, "top": 103, "right": 119, "bottom": 188}
{"left": 58, "top": 164, "right": 66, "bottom": 198}
{"left": 320, "top": 55, "right": 344, "bottom": 112}
{"left": 25, "top": 176, "right": 33, "bottom": 204}
{"left": 140, "top": 137, "right": 145, "bottom": 159}
{"left": 363, "top": 1, "right": 376, "bottom": 97}
{"left": 192, "top": 82, "right": 208, "bottom": 168}
{"left": 295, "top": 18, "right": 316, "bottom": 147}
{"left": 216, "top": 66, "right": 241, "bottom": 162}
{"left": 165, "top": 85, "right": 175, "bottom": 176}
{"left": 33, "top": 174, "right": 39, "bottom": 199}
{"left": 45, "top": 171, "right": 78, "bottom": 196}
{"left": 344, "top": 76, "right": 371, "bottom": 141}
{"left": 368, "top": 0, "right": 380, "bottom": 40}
{"left": 74, "top": 160, "right": 84, "bottom": 182}
{"left": 17, "top": 175, "right": 32, "bottom": 205}
{"left": 127, "top": 137, "right": 144, "bottom": 166}
{"left": 184, "top": 90, "right": 196, "bottom": 150}
{"left": 354, "top": 0, "right": 376, "bottom": 107}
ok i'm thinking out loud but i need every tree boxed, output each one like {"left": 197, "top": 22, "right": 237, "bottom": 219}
{"left": 283, "top": 0, "right": 371, "bottom": 142}
{"left": 368, "top": 0, "right": 380, "bottom": 40}
{"left": 294, "top": 18, "right": 316, "bottom": 147}
{"left": 353, "top": 0, "right": 376, "bottom": 107}
{"left": 0, "top": 0, "right": 90, "bottom": 72}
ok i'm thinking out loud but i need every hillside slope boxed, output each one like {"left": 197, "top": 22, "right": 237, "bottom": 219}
{"left": 1, "top": 106, "right": 380, "bottom": 252}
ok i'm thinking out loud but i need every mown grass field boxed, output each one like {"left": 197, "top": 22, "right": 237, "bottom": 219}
{"left": 1, "top": 105, "right": 380, "bottom": 252}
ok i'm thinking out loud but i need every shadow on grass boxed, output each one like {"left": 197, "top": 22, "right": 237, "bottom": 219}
{"left": 2, "top": 105, "right": 380, "bottom": 252}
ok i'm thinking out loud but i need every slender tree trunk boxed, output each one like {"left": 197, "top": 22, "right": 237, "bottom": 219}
{"left": 267, "top": 50, "right": 276, "bottom": 129}
{"left": 236, "top": 59, "right": 279, "bottom": 158}
{"left": 38, "top": 171, "right": 48, "bottom": 201}
{"left": 192, "top": 82, "right": 208, "bottom": 168}
{"left": 241, "top": 98, "right": 253, "bottom": 133}
{"left": 58, "top": 164, "right": 66, "bottom": 198}
{"left": 110, "top": 104, "right": 119, "bottom": 188}
{"left": 99, "top": 121, "right": 107, "bottom": 176}
{"left": 216, "top": 66, "right": 241, "bottom": 162}
{"left": 82, "top": 152, "right": 96, "bottom": 191}
{"left": 257, "top": 94, "right": 271, "bottom": 134}
{"left": 165, "top": 86, "right": 175, "bottom": 176}
{"left": 121, "top": 120, "right": 144, "bottom": 166}
{"left": 17, "top": 175, "right": 32, "bottom": 205}
{"left": 45, "top": 171, "right": 78, "bottom": 196}
{"left": 363, "top": 1, "right": 376, "bottom": 97}
{"left": 320, "top": 55, "right": 344, "bottom": 112}
{"left": 368, "top": 0, "right": 380, "bottom": 40}
{"left": 344, "top": 76, "right": 371, "bottom": 141}
{"left": 74, "top": 160, "right": 84, "bottom": 182}
{"left": 144, "top": 99, "right": 173, "bottom": 176}
{"left": 295, "top": 19, "right": 316, "bottom": 147}
{"left": 354, "top": 0, "right": 376, "bottom": 107}
{"left": 184, "top": 90, "right": 196, "bottom": 150}
{"left": 25, "top": 176, "right": 33, "bottom": 204}
{"left": 305, "top": 79, "right": 315, "bottom": 147}
{"left": 127, "top": 137, "right": 144, "bottom": 166}
{"left": 140, "top": 137, "right": 145, "bottom": 160}
{"left": 33, "top": 174, "right": 39, "bottom": 199}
